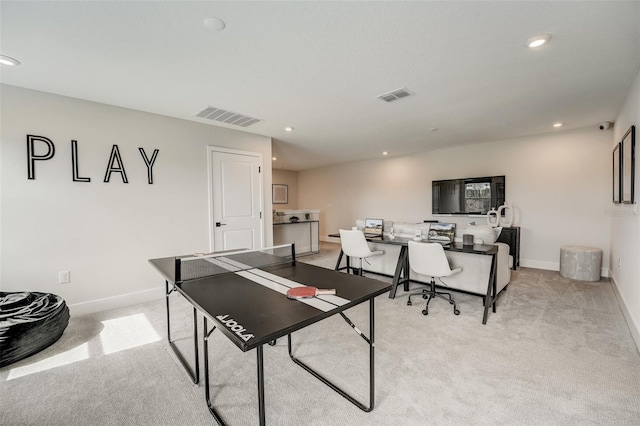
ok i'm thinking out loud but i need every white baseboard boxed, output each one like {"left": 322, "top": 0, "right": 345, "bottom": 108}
{"left": 321, "top": 236, "right": 341, "bottom": 244}
{"left": 68, "top": 287, "right": 164, "bottom": 317}
{"left": 499, "top": 259, "right": 610, "bottom": 278}
{"left": 520, "top": 259, "right": 558, "bottom": 271}
{"left": 609, "top": 271, "right": 640, "bottom": 354}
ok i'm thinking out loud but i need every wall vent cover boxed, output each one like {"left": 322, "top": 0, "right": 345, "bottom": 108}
{"left": 195, "top": 106, "right": 262, "bottom": 127}
{"left": 377, "top": 87, "right": 414, "bottom": 103}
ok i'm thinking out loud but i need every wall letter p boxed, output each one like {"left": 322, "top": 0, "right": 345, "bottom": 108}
{"left": 27, "top": 135, "right": 55, "bottom": 180}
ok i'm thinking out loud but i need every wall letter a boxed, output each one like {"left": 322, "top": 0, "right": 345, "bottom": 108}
{"left": 103, "top": 145, "right": 128, "bottom": 183}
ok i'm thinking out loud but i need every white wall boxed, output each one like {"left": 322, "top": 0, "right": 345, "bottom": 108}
{"left": 610, "top": 69, "right": 640, "bottom": 348}
{"left": 272, "top": 169, "right": 298, "bottom": 209}
{"left": 0, "top": 85, "right": 274, "bottom": 315}
{"left": 298, "top": 127, "right": 612, "bottom": 274}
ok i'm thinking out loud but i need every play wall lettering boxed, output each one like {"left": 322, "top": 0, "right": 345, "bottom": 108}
{"left": 26, "top": 135, "right": 159, "bottom": 184}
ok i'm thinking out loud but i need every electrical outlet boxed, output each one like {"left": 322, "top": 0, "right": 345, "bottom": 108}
{"left": 59, "top": 270, "right": 70, "bottom": 284}
{"left": 617, "top": 258, "right": 622, "bottom": 268}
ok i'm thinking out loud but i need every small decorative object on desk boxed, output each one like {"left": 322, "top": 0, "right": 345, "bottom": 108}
{"left": 428, "top": 222, "right": 456, "bottom": 242}
{"left": 289, "top": 216, "right": 299, "bottom": 223}
{"left": 413, "top": 229, "right": 422, "bottom": 241}
{"left": 463, "top": 234, "right": 474, "bottom": 246}
{"left": 497, "top": 202, "right": 513, "bottom": 227}
{"left": 389, "top": 226, "right": 395, "bottom": 239}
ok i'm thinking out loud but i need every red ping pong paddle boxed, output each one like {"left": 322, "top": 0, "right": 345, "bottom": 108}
{"left": 286, "top": 286, "right": 336, "bottom": 299}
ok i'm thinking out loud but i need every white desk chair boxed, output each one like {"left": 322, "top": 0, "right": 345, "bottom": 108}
{"left": 407, "top": 240, "right": 462, "bottom": 316}
{"left": 339, "top": 229, "right": 384, "bottom": 276}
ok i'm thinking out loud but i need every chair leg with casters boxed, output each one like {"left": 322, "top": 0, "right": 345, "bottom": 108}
{"left": 407, "top": 279, "right": 460, "bottom": 316}
{"left": 407, "top": 288, "right": 427, "bottom": 306}
{"left": 423, "top": 280, "right": 460, "bottom": 316}
{"left": 349, "top": 256, "right": 371, "bottom": 277}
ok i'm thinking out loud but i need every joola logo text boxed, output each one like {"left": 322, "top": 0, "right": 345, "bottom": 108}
{"left": 216, "top": 314, "right": 254, "bottom": 342}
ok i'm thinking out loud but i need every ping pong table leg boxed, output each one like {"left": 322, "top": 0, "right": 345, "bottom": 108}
{"left": 257, "top": 345, "right": 266, "bottom": 426}
{"left": 369, "top": 297, "right": 375, "bottom": 408}
{"left": 192, "top": 307, "right": 200, "bottom": 380}
{"left": 203, "top": 317, "right": 227, "bottom": 426}
{"left": 202, "top": 317, "right": 267, "bottom": 426}
{"left": 287, "top": 297, "right": 375, "bottom": 412}
{"left": 166, "top": 280, "right": 199, "bottom": 384}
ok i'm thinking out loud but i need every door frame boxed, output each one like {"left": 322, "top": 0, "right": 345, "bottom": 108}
{"left": 207, "top": 145, "right": 264, "bottom": 252}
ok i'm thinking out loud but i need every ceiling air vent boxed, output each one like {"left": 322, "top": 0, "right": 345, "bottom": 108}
{"left": 195, "top": 106, "right": 262, "bottom": 127}
{"left": 377, "top": 87, "right": 414, "bottom": 103}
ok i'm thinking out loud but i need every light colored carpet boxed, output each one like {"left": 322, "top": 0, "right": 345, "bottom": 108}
{"left": 2, "top": 242, "right": 639, "bottom": 425}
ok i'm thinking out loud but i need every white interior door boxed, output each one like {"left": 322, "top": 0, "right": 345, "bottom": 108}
{"left": 208, "top": 147, "right": 263, "bottom": 251}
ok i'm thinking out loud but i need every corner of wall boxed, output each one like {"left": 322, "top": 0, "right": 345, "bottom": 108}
{"left": 610, "top": 271, "right": 640, "bottom": 354}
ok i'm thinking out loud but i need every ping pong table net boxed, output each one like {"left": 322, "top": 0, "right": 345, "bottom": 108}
{"left": 174, "top": 244, "right": 296, "bottom": 283}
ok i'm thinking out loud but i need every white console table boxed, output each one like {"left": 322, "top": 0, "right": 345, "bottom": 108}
{"left": 273, "top": 220, "right": 320, "bottom": 256}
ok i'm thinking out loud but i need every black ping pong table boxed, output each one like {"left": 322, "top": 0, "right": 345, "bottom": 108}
{"left": 149, "top": 244, "right": 390, "bottom": 425}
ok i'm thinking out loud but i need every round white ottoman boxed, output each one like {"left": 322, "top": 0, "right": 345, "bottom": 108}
{"left": 559, "top": 246, "right": 602, "bottom": 281}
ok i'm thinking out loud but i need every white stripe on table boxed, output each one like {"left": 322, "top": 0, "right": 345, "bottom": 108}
{"left": 205, "top": 256, "right": 351, "bottom": 311}
{"left": 249, "top": 269, "right": 350, "bottom": 307}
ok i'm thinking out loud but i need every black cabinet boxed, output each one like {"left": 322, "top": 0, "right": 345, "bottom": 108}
{"left": 497, "top": 226, "right": 520, "bottom": 270}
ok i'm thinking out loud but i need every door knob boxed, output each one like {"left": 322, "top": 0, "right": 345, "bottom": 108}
{"left": 215, "top": 222, "right": 227, "bottom": 227}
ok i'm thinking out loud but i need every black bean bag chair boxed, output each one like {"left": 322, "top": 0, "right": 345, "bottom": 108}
{"left": 0, "top": 292, "right": 70, "bottom": 367}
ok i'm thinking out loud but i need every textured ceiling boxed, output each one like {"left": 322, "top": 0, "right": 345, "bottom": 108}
{"left": 1, "top": 1, "right": 639, "bottom": 170}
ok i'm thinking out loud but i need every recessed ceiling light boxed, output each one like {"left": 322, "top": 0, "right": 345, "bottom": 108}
{"left": 553, "top": 122, "right": 563, "bottom": 128}
{"left": 204, "top": 17, "right": 226, "bottom": 31}
{"left": 527, "top": 33, "right": 551, "bottom": 48}
{"left": 382, "top": 151, "right": 388, "bottom": 156}
{"left": 0, "top": 55, "right": 21, "bottom": 66}
{"left": 284, "top": 126, "right": 294, "bottom": 132}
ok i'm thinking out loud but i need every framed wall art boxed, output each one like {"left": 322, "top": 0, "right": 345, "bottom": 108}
{"left": 621, "top": 125, "right": 635, "bottom": 204}
{"left": 613, "top": 142, "right": 621, "bottom": 204}
{"left": 272, "top": 184, "right": 288, "bottom": 204}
